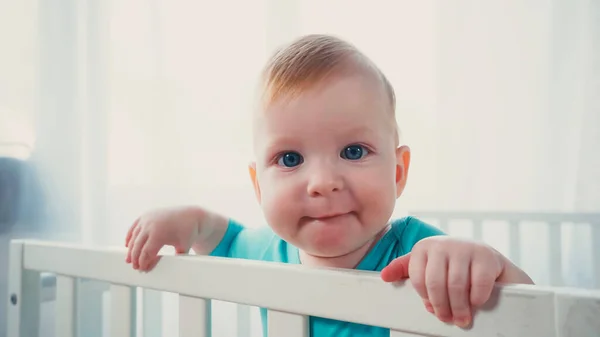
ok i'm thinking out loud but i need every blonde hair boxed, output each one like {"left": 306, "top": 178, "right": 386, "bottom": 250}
{"left": 255, "top": 34, "right": 400, "bottom": 145}
{"left": 259, "top": 34, "right": 396, "bottom": 113}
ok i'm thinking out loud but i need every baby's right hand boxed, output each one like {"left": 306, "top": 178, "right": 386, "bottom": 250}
{"left": 125, "top": 206, "right": 204, "bottom": 271}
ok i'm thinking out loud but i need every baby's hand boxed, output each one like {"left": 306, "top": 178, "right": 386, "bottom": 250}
{"left": 125, "top": 206, "right": 203, "bottom": 271}
{"left": 380, "top": 236, "right": 533, "bottom": 328}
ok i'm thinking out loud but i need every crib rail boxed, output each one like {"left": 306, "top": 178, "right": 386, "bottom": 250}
{"left": 7, "top": 239, "right": 600, "bottom": 337}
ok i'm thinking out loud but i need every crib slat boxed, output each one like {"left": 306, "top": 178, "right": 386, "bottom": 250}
{"left": 78, "top": 280, "right": 105, "bottom": 337}
{"left": 509, "top": 221, "right": 521, "bottom": 266}
{"left": 592, "top": 224, "right": 600, "bottom": 289}
{"left": 179, "top": 295, "right": 211, "bottom": 337}
{"left": 110, "top": 284, "right": 137, "bottom": 336}
{"left": 142, "top": 288, "right": 163, "bottom": 337}
{"left": 268, "top": 310, "right": 308, "bottom": 337}
{"left": 549, "top": 223, "right": 563, "bottom": 286}
{"left": 236, "top": 304, "right": 251, "bottom": 337}
{"left": 7, "top": 241, "right": 41, "bottom": 337}
{"left": 472, "top": 220, "right": 483, "bottom": 241}
{"left": 55, "top": 275, "right": 78, "bottom": 337}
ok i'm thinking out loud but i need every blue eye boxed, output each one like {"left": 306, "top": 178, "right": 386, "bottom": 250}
{"left": 277, "top": 152, "right": 303, "bottom": 167}
{"left": 341, "top": 145, "right": 368, "bottom": 160}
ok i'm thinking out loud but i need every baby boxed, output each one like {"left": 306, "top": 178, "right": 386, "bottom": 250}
{"left": 125, "top": 34, "right": 533, "bottom": 336}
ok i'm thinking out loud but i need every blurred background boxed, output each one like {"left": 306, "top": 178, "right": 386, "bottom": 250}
{"left": 1, "top": 0, "right": 598, "bottom": 336}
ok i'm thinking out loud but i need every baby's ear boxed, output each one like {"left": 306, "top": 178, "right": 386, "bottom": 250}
{"left": 395, "top": 145, "right": 411, "bottom": 198}
{"left": 248, "top": 162, "right": 262, "bottom": 204}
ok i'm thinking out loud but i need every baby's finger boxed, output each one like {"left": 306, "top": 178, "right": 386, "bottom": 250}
{"left": 423, "top": 299, "right": 434, "bottom": 314}
{"left": 425, "top": 253, "right": 452, "bottom": 323}
{"left": 469, "top": 256, "right": 496, "bottom": 307}
{"left": 125, "top": 218, "right": 140, "bottom": 246}
{"left": 144, "top": 256, "right": 162, "bottom": 271}
{"left": 447, "top": 257, "right": 472, "bottom": 328}
{"left": 407, "top": 249, "right": 428, "bottom": 300}
{"left": 380, "top": 253, "right": 411, "bottom": 282}
{"left": 139, "top": 237, "right": 163, "bottom": 271}
{"left": 126, "top": 225, "right": 142, "bottom": 263}
{"left": 125, "top": 218, "right": 140, "bottom": 247}
{"left": 131, "top": 232, "right": 149, "bottom": 270}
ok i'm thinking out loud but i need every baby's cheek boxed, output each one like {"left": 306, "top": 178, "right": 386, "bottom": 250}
{"left": 359, "top": 174, "right": 397, "bottom": 220}
{"left": 260, "top": 184, "right": 299, "bottom": 231}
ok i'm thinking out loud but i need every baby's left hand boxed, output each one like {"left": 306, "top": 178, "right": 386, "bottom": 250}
{"left": 380, "top": 236, "right": 533, "bottom": 328}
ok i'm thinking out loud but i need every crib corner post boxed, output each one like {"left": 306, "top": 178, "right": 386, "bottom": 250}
{"left": 7, "top": 240, "right": 41, "bottom": 337}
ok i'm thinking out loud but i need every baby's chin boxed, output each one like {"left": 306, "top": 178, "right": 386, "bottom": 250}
{"left": 296, "top": 235, "right": 377, "bottom": 269}
{"left": 297, "top": 227, "right": 374, "bottom": 259}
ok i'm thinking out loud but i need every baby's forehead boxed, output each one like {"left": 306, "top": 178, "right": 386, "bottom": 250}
{"left": 253, "top": 80, "right": 397, "bottom": 145}
{"left": 259, "top": 71, "right": 392, "bottom": 116}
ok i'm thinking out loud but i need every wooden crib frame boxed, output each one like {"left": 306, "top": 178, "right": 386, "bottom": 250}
{"left": 6, "top": 239, "right": 600, "bottom": 337}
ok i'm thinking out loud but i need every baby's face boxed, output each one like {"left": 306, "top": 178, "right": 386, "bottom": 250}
{"left": 250, "top": 74, "right": 408, "bottom": 259}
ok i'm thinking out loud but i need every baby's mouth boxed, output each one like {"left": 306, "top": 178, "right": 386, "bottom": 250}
{"left": 306, "top": 212, "right": 353, "bottom": 222}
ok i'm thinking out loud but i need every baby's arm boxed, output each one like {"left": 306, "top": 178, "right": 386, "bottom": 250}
{"left": 125, "top": 206, "right": 232, "bottom": 270}
{"left": 187, "top": 207, "right": 231, "bottom": 255}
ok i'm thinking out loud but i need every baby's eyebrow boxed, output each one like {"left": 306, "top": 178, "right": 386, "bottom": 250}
{"left": 265, "top": 135, "right": 299, "bottom": 147}
{"left": 339, "top": 125, "right": 380, "bottom": 138}
{"left": 260, "top": 136, "right": 300, "bottom": 155}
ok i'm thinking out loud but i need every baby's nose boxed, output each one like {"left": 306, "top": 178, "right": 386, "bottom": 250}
{"left": 306, "top": 168, "right": 343, "bottom": 197}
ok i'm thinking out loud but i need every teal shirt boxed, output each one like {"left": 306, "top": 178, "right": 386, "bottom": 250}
{"left": 210, "top": 216, "right": 444, "bottom": 337}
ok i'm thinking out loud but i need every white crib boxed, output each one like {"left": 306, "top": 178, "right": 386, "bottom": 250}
{"left": 6, "top": 239, "right": 600, "bottom": 337}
